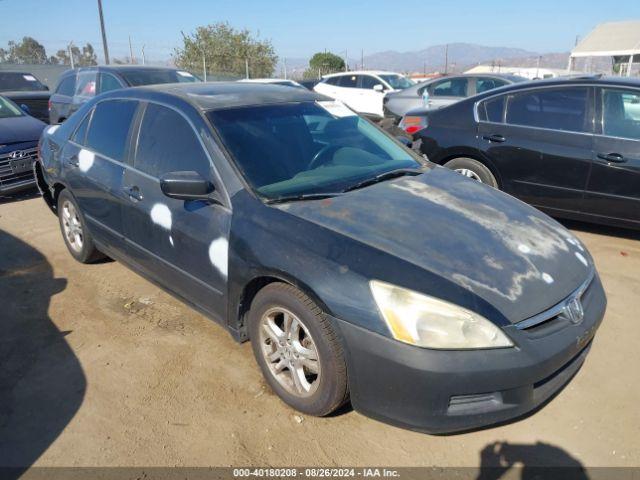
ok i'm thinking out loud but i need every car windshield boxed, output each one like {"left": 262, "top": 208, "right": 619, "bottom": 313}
{"left": 0, "top": 96, "right": 23, "bottom": 118}
{"left": 119, "top": 69, "right": 200, "bottom": 86}
{"left": 379, "top": 74, "right": 414, "bottom": 90}
{"left": 0, "top": 72, "right": 48, "bottom": 92}
{"left": 208, "top": 101, "right": 421, "bottom": 200}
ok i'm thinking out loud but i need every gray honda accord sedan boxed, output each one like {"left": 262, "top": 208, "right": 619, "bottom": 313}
{"left": 36, "top": 83, "right": 606, "bottom": 433}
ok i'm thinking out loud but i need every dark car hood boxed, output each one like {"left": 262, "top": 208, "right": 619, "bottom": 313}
{"left": 0, "top": 114, "right": 47, "bottom": 145}
{"left": 278, "top": 167, "right": 593, "bottom": 323}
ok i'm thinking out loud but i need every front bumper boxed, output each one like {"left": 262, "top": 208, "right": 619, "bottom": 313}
{"left": 334, "top": 273, "right": 606, "bottom": 434}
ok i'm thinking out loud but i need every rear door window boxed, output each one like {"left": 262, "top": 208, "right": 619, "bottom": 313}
{"left": 601, "top": 88, "right": 640, "bottom": 140}
{"left": 358, "top": 75, "right": 379, "bottom": 89}
{"left": 134, "top": 103, "right": 211, "bottom": 179}
{"left": 506, "top": 87, "right": 589, "bottom": 133}
{"left": 431, "top": 78, "right": 468, "bottom": 97}
{"left": 337, "top": 75, "right": 358, "bottom": 88}
{"left": 98, "top": 73, "right": 123, "bottom": 94}
{"left": 56, "top": 76, "right": 76, "bottom": 97}
{"left": 476, "top": 78, "right": 508, "bottom": 94}
{"left": 85, "top": 100, "right": 138, "bottom": 161}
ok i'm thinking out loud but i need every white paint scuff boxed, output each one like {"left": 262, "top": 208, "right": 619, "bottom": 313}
{"left": 47, "top": 125, "right": 60, "bottom": 135}
{"left": 209, "top": 237, "right": 228, "bottom": 278}
{"left": 541, "top": 272, "right": 554, "bottom": 284}
{"left": 150, "top": 203, "right": 172, "bottom": 230}
{"left": 517, "top": 244, "right": 531, "bottom": 254}
{"left": 78, "top": 149, "right": 94, "bottom": 172}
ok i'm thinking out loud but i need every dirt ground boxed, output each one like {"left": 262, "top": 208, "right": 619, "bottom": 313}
{"left": 1, "top": 192, "right": 639, "bottom": 470}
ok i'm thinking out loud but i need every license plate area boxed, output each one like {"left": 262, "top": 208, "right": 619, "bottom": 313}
{"left": 10, "top": 158, "right": 33, "bottom": 174}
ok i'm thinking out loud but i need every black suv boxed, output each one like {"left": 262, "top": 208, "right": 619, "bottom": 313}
{"left": 48, "top": 66, "right": 199, "bottom": 124}
{"left": 405, "top": 76, "right": 640, "bottom": 230}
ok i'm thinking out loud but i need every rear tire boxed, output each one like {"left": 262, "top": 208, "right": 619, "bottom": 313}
{"left": 248, "top": 283, "right": 349, "bottom": 416}
{"left": 57, "top": 189, "right": 104, "bottom": 263}
{"left": 444, "top": 157, "right": 498, "bottom": 188}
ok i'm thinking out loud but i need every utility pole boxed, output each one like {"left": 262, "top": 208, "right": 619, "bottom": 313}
{"left": 141, "top": 45, "right": 146, "bottom": 65}
{"left": 344, "top": 49, "right": 348, "bottom": 72}
{"left": 361, "top": 49, "right": 364, "bottom": 70}
{"left": 202, "top": 50, "right": 207, "bottom": 81}
{"left": 68, "top": 42, "right": 75, "bottom": 69}
{"left": 536, "top": 55, "right": 541, "bottom": 78}
{"left": 444, "top": 44, "right": 449, "bottom": 74}
{"left": 96, "top": 0, "right": 110, "bottom": 64}
{"left": 128, "top": 35, "right": 135, "bottom": 64}
{"left": 245, "top": 58, "right": 249, "bottom": 79}
{"left": 283, "top": 57, "right": 287, "bottom": 79}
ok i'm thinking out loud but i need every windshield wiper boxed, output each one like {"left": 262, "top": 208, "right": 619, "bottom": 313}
{"left": 265, "top": 192, "right": 342, "bottom": 205}
{"left": 342, "top": 168, "right": 422, "bottom": 193}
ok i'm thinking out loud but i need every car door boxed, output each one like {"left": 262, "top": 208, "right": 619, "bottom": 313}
{"left": 62, "top": 99, "right": 137, "bottom": 254}
{"left": 476, "top": 86, "right": 594, "bottom": 213}
{"left": 330, "top": 74, "right": 360, "bottom": 112}
{"left": 584, "top": 87, "right": 640, "bottom": 224}
{"left": 121, "top": 101, "right": 230, "bottom": 320}
{"left": 356, "top": 74, "right": 386, "bottom": 117}
{"left": 426, "top": 77, "right": 469, "bottom": 110}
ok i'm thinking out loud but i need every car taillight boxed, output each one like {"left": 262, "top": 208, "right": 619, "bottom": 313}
{"left": 400, "top": 115, "right": 428, "bottom": 134}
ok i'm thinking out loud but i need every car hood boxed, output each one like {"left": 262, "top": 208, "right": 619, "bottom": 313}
{"left": 0, "top": 114, "right": 46, "bottom": 145}
{"left": 277, "top": 167, "right": 593, "bottom": 323}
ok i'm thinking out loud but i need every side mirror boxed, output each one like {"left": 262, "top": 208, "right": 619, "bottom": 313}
{"left": 373, "top": 84, "right": 384, "bottom": 92}
{"left": 20, "top": 104, "right": 31, "bottom": 115}
{"left": 160, "top": 171, "right": 216, "bottom": 202}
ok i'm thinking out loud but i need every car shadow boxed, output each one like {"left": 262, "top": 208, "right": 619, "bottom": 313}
{"left": 477, "top": 441, "right": 589, "bottom": 480}
{"left": 0, "top": 229, "right": 86, "bottom": 478}
{"left": 559, "top": 218, "right": 640, "bottom": 241}
{"left": 0, "top": 188, "right": 40, "bottom": 205}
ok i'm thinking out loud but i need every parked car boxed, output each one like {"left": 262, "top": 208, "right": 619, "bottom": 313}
{"left": 0, "top": 95, "right": 47, "bottom": 196}
{"left": 0, "top": 71, "right": 51, "bottom": 123}
{"left": 239, "top": 78, "right": 306, "bottom": 89}
{"left": 405, "top": 75, "right": 640, "bottom": 230}
{"left": 37, "top": 82, "right": 605, "bottom": 433}
{"left": 314, "top": 70, "right": 414, "bottom": 119}
{"left": 384, "top": 73, "right": 526, "bottom": 122}
{"left": 48, "top": 66, "right": 200, "bottom": 124}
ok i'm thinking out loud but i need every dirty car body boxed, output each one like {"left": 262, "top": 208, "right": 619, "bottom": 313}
{"left": 37, "top": 83, "right": 606, "bottom": 433}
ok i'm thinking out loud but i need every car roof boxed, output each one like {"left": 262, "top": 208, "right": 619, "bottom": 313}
{"left": 121, "top": 81, "right": 326, "bottom": 110}
{"left": 323, "top": 70, "right": 401, "bottom": 78}
{"left": 489, "top": 74, "right": 640, "bottom": 92}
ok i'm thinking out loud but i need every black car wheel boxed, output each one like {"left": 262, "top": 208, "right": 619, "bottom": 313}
{"left": 249, "top": 283, "right": 349, "bottom": 416}
{"left": 445, "top": 157, "right": 498, "bottom": 188}
{"left": 57, "top": 189, "right": 104, "bottom": 263}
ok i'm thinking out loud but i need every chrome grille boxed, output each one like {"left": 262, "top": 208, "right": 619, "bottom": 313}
{"left": 0, "top": 147, "right": 38, "bottom": 187}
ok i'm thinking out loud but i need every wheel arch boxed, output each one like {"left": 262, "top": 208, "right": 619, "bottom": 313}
{"left": 440, "top": 151, "right": 503, "bottom": 189}
{"left": 233, "top": 272, "right": 334, "bottom": 343}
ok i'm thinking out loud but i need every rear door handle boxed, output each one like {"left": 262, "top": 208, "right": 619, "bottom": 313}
{"left": 483, "top": 134, "right": 506, "bottom": 143}
{"left": 123, "top": 185, "right": 143, "bottom": 201}
{"left": 597, "top": 152, "right": 627, "bottom": 163}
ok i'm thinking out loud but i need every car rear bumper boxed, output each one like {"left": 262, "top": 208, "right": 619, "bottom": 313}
{"left": 333, "top": 274, "right": 606, "bottom": 434}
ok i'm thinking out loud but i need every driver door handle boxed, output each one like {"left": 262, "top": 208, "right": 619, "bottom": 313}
{"left": 123, "top": 185, "right": 143, "bottom": 201}
{"left": 597, "top": 152, "right": 627, "bottom": 163}
{"left": 483, "top": 134, "right": 506, "bottom": 143}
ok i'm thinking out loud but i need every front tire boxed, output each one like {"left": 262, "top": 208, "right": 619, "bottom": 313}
{"left": 57, "top": 189, "right": 104, "bottom": 263}
{"left": 249, "top": 283, "right": 349, "bottom": 416}
{"left": 444, "top": 157, "right": 498, "bottom": 188}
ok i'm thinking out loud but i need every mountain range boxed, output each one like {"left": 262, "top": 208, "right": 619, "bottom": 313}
{"left": 278, "top": 42, "right": 611, "bottom": 77}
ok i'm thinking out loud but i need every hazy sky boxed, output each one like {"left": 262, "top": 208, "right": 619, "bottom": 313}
{"left": 1, "top": 0, "right": 639, "bottom": 62}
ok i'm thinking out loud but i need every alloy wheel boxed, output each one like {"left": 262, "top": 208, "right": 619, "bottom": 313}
{"left": 61, "top": 200, "right": 84, "bottom": 253}
{"left": 455, "top": 168, "right": 483, "bottom": 182}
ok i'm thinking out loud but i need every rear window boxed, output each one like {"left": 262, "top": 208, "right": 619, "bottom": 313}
{"left": 85, "top": 100, "right": 137, "bottom": 162}
{"left": 56, "top": 76, "right": 76, "bottom": 96}
{"left": 118, "top": 69, "right": 198, "bottom": 86}
{"left": 0, "top": 72, "right": 48, "bottom": 92}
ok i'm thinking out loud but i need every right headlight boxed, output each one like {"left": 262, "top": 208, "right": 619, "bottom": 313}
{"left": 370, "top": 280, "right": 514, "bottom": 350}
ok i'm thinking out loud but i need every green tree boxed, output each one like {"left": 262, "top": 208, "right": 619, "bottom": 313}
{"left": 55, "top": 43, "right": 98, "bottom": 67}
{"left": 0, "top": 37, "right": 49, "bottom": 64}
{"left": 303, "top": 52, "right": 345, "bottom": 79}
{"left": 174, "top": 22, "right": 277, "bottom": 79}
